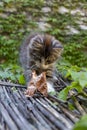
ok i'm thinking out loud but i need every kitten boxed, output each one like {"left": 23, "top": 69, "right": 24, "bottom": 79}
{"left": 20, "top": 33, "right": 63, "bottom": 92}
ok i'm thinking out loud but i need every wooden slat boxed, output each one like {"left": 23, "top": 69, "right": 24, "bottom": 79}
{"left": 0, "top": 81, "right": 87, "bottom": 130}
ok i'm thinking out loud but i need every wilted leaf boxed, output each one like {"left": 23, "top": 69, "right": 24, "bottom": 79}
{"left": 25, "top": 71, "right": 37, "bottom": 97}
{"left": 36, "top": 72, "right": 47, "bottom": 96}
{"left": 25, "top": 71, "right": 47, "bottom": 97}
{"left": 25, "top": 85, "right": 36, "bottom": 97}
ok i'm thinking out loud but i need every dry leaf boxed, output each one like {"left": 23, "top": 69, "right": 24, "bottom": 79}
{"left": 36, "top": 72, "right": 47, "bottom": 96}
{"left": 25, "top": 71, "right": 37, "bottom": 97}
{"left": 25, "top": 85, "right": 36, "bottom": 97}
{"left": 25, "top": 71, "right": 48, "bottom": 97}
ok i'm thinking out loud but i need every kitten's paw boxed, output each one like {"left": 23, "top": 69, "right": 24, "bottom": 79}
{"left": 47, "top": 81, "right": 55, "bottom": 93}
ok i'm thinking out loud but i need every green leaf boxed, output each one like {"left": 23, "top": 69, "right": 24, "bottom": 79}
{"left": 68, "top": 70, "right": 87, "bottom": 88}
{"left": 58, "top": 82, "right": 82, "bottom": 101}
{"left": 18, "top": 75, "right": 26, "bottom": 85}
{"left": 4, "top": 0, "right": 12, "bottom": 3}
{"left": 70, "top": 71, "right": 80, "bottom": 81}
{"left": 68, "top": 103, "right": 75, "bottom": 110}
{"left": 65, "top": 69, "right": 71, "bottom": 78}
{"left": 58, "top": 86, "right": 70, "bottom": 101}
{"left": 79, "top": 79, "right": 87, "bottom": 88}
{"left": 78, "top": 72, "right": 87, "bottom": 88}
{"left": 73, "top": 115, "right": 87, "bottom": 130}
{"left": 49, "top": 91, "right": 56, "bottom": 96}
{"left": 70, "top": 82, "right": 82, "bottom": 92}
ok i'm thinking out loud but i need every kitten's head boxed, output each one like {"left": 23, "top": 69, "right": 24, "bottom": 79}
{"left": 29, "top": 34, "right": 63, "bottom": 65}
{"left": 43, "top": 34, "right": 63, "bottom": 64}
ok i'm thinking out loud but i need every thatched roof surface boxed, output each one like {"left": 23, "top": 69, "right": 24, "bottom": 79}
{"left": 0, "top": 81, "right": 86, "bottom": 130}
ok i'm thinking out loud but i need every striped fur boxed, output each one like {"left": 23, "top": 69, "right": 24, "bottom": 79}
{"left": 20, "top": 33, "right": 63, "bottom": 88}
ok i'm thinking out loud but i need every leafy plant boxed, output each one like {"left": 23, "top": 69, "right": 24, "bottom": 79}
{"left": 63, "top": 40, "right": 87, "bottom": 67}
{"left": 58, "top": 66, "right": 87, "bottom": 100}
{"left": 0, "top": 0, "right": 87, "bottom": 67}
{"left": 0, "top": 64, "right": 25, "bottom": 84}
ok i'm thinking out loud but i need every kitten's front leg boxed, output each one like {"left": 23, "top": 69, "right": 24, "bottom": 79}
{"left": 47, "top": 81, "right": 55, "bottom": 93}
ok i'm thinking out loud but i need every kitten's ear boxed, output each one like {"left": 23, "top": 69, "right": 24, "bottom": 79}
{"left": 52, "top": 39, "right": 63, "bottom": 58}
{"left": 29, "top": 34, "right": 43, "bottom": 48}
{"left": 52, "top": 39, "right": 63, "bottom": 49}
{"left": 33, "top": 35, "right": 43, "bottom": 43}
